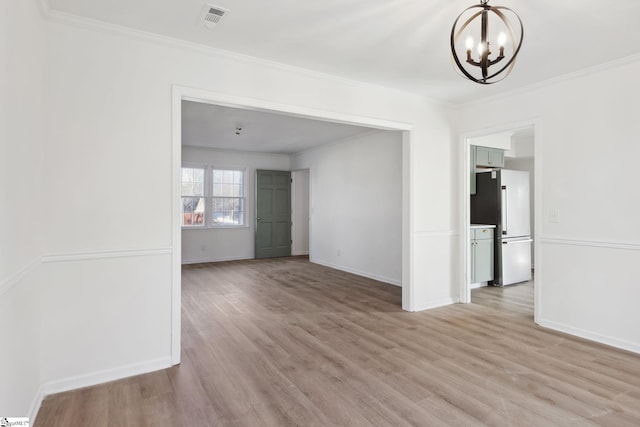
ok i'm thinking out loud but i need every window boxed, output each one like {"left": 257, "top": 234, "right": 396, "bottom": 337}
{"left": 212, "top": 169, "right": 245, "bottom": 226}
{"left": 181, "top": 165, "right": 246, "bottom": 228}
{"left": 181, "top": 167, "right": 205, "bottom": 226}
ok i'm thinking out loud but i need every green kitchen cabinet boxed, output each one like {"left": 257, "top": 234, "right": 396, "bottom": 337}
{"left": 471, "top": 226, "right": 494, "bottom": 283}
{"left": 475, "top": 146, "right": 505, "bottom": 168}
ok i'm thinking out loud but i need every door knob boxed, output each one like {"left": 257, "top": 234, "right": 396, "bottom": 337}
{"left": 257, "top": 217, "right": 262, "bottom": 221}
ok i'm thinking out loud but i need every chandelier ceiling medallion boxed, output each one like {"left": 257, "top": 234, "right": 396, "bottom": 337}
{"left": 450, "top": 0, "right": 523, "bottom": 84}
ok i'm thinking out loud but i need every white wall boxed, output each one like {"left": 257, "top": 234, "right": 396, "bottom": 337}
{"left": 181, "top": 146, "right": 290, "bottom": 263}
{"left": 470, "top": 131, "right": 513, "bottom": 150}
{"left": 457, "top": 56, "right": 640, "bottom": 353}
{"left": 0, "top": 1, "right": 43, "bottom": 280}
{"left": 0, "top": 0, "right": 44, "bottom": 417}
{"left": 292, "top": 131, "right": 403, "bottom": 285}
{"left": 292, "top": 169, "right": 310, "bottom": 256}
{"left": 34, "top": 4, "right": 455, "bottom": 407}
{"left": 6, "top": 3, "right": 638, "bottom": 420}
{"left": 2, "top": 0, "right": 457, "bottom": 416}
{"left": 40, "top": 254, "right": 172, "bottom": 384}
{"left": 505, "top": 132, "right": 534, "bottom": 158}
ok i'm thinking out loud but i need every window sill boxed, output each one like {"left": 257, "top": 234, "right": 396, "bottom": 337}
{"left": 182, "top": 225, "right": 250, "bottom": 230}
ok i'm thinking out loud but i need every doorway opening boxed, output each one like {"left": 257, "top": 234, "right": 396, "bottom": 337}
{"left": 171, "top": 86, "right": 413, "bottom": 365}
{"left": 460, "top": 122, "right": 541, "bottom": 323}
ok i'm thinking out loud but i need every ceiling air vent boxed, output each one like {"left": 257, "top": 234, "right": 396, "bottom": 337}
{"left": 201, "top": 5, "right": 229, "bottom": 29}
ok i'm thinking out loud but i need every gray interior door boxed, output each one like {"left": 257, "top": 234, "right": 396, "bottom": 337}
{"left": 256, "top": 170, "right": 291, "bottom": 259}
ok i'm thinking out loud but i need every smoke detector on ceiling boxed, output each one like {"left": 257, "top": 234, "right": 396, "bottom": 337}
{"left": 201, "top": 4, "right": 229, "bottom": 29}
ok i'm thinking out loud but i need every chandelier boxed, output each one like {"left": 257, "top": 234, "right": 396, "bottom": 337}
{"left": 450, "top": 0, "right": 523, "bottom": 84}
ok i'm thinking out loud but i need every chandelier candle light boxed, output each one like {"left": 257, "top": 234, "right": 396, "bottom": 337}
{"left": 451, "top": 0, "right": 523, "bottom": 84}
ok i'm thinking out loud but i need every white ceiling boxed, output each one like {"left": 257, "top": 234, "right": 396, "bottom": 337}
{"left": 47, "top": 0, "right": 640, "bottom": 104}
{"left": 181, "top": 101, "right": 377, "bottom": 154}
{"left": 47, "top": 0, "right": 640, "bottom": 153}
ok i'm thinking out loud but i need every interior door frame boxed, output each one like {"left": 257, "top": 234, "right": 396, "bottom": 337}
{"left": 171, "top": 85, "right": 413, "bottom": 365}
{"left": 459, "top": 119, "right": 542, "bottom": 324}
{"left": 291, "top": 169, "right": 310, "bottom": 257}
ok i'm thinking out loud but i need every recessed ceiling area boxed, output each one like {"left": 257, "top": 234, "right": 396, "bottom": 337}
{"left": 47, "top": 0, "right": 640, "bottom": 104}
{"left": 181, "top": 100, "right": 375, "bottom": 154}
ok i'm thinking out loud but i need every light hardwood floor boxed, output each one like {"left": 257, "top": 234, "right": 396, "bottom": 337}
{"left": 36, "top": 257, "right": 640, "bottom": 426}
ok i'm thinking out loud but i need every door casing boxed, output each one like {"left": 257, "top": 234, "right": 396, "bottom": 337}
{"left": 459, "top": 120, "right": 542, "bottom": 325}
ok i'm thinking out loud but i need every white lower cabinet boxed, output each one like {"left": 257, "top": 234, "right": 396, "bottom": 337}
{"left": 471, "top": 227, "right": 494, "bottom": 284}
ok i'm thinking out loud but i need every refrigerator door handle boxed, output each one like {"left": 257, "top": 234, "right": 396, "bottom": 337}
{"left": 502, "top": 239, "right": 533, "bottom": 244}
{"left": 501, "top": 185, "right": 507, "bottom": 235}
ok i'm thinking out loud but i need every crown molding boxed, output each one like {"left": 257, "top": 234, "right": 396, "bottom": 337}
{"left": 38, "top": 1, "right": 433, "bottom": 105}
{"left": 459, "top": 52, "right": 640, "bottom": 109}
{"left": 39, "top": 1, "right": 638, "bottom": 110}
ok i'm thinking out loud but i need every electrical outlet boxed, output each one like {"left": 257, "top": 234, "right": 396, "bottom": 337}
{"left": 337, "top": 249, "right": 341, "bottom": 256}
{"left": 549, "top": 209, "right": 560, "bottom": 223}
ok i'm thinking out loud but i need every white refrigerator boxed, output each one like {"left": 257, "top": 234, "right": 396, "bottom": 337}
{"left": 471, "top": 169, "right": 532, "bottom": 286}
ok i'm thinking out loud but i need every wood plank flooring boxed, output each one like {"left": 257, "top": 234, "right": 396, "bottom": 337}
{"left": 36, "top": 257, "right": 640, "bottom": 426}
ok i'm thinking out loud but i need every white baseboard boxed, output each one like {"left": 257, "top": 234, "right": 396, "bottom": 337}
{"left": 413, "top": 297, "right": 459, "bottom": 312}
{"left": 41, "top": 357, "right": 173, "bottom": 396}
{"left": 537, "top": 319, "right": 640, "bottom": 355}
{"left": 29, "top": 383, "right": 46, "bottom": 424}
{"left": 291, "top": 250, "right": 309, "bottom": 256}
{"left": 29, "top": 356, "right": 172, "bottom": 423}
{"left": 182, "top": 255, "right": 253, "bottom": 264}
{"left": 310, "top": 258, "right": 401, "bottom": 287}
